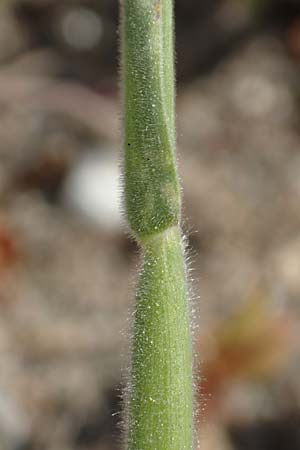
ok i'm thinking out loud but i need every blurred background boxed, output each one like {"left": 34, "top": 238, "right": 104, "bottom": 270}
{"left": 0, "top": 0, "right": 300, "bottom": 449}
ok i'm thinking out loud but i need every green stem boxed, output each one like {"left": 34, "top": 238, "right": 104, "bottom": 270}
{"left": 128, "top": 227, "right": 193, "bottom": 449}
{"left": 122, "top": 0, "right": 180, "bottom": 239}
{"left": 121, "top": 1, "right": 194, "bottom": 449}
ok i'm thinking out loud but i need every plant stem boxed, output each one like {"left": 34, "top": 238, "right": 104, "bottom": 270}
{"left": 121, "top": 1, "right": 193, "bottom": 449}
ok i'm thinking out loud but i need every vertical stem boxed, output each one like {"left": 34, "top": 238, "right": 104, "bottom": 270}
{"left": 128, "top": 227, "right": 193, "bottom": 450}
{"left": 121, "top": 1, "right": 194, "bottom": 449}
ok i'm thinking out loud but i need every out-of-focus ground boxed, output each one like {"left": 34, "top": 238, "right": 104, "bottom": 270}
{"left": 0, "top": 1, "right": 300, "bottom": 449}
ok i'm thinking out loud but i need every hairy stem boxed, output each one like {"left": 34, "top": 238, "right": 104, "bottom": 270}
{"left": 121, "top": 1, "right": 194, "bottom": 449}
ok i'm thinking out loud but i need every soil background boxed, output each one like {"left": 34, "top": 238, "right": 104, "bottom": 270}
{"left": 0, "top": 1, "right": 300, "bottom": 449}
